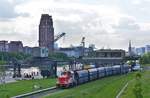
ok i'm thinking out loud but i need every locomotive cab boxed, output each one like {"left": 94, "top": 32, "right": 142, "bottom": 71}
{"left": 57, "top": 71, "right": 76, "bottom": 88}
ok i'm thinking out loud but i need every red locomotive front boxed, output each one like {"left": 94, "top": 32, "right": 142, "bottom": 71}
{"left": 57, "top": 71, "right": 74, "bottom": 88}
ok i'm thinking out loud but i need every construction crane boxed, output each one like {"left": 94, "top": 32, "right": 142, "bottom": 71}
{"left": 54, "top": 32, "right": 66, "bottom": 42}
{"left": 81, "top": 37, "right": 85, "bottom": 57}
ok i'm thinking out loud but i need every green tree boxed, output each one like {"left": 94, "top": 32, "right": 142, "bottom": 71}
{"left": 0, "top": 52, "right": 31, "bottom": 63}
{"left": 139, "top": 52, "right": 150, "bottom": 64}
{"left": 48, "top": 52, "right": 70, "bottom": 61}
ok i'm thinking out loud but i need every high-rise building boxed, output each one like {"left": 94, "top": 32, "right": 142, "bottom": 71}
{"left": 0, "top": 40, "right": 9, "bottom": 52}
{"left": 9, "top": 41, "right": 23, "bottom": 53}
{"left": 136, "top": 47, "right": 145, "bottom": 55}
{"left": 39, "top": 14, "right": 54, "bottom": 52}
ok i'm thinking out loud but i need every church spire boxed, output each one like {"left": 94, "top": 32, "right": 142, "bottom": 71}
{"left": 128, "top": 40, "right": 132, "bottom": 56}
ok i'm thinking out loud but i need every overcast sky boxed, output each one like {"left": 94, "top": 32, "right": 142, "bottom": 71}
{"left": 0, "top": 0, "right": 150, "bottom": 50}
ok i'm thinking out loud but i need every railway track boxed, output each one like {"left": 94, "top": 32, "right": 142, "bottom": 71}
{"left": 11, "top": 86, "right": 61, "bottom": 98}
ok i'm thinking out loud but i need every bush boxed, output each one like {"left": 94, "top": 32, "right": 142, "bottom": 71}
{"left": 135, "top": 72, "right": 142, "bottom": 79}
{"left": 133, "top": 73, "right": 143, "bottom": 98}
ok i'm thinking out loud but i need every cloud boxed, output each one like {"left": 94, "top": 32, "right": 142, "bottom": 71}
{"left": 0, "top": 0, "right": 150, "bottom": 49}
{"left": 112, "top": 17, "right": 150, "bottom": 49}
{"left": 0, "top": 0, "right": 29, "bottom": 20}
{"left": 112, "top": 17, "right": 140, "bottom": 32}
{"left": 13, "top": 0, "right": 123, "bottom": 47}
{"left": 0, "top": 0, "right": 18, "bottom": 20}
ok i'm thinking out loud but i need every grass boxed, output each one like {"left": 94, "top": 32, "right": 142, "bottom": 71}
{"left": 142, "top": 64, "right": 150, "bottom": 66}
{"left": 120, "top": 70, "right": 150, "bottom": 98}
{"left": 0, "top": 60, "right": 7, "bottom": 65}
{"left": 0, "top": 78, "right": 56, "bottom": 98}
{"left": 44, "top": 72, "right": 135, "bottom": 98}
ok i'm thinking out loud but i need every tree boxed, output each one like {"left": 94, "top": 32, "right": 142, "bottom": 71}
{"left": 139, "top": 52, "right": 150, "bottom": 64}
{"left": 48, "top": 52, "right": 70, "bottom": 61}
{"left": 0, "top": 52, "right": 31, "bottom": 64}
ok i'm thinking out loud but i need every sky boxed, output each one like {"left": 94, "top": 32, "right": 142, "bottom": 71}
{"left": 0, "top": 0, "right": 150, "bottom": 50}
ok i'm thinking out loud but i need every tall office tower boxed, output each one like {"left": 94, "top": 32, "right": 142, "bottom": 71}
{"left": 39, "top": 14, "right": 54, "bottom": 52}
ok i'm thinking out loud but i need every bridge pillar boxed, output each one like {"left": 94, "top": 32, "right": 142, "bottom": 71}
{"left": 13, "top": 63, "right": 21, "bottom": 78}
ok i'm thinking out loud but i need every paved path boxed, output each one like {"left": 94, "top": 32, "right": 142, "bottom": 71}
{"left": 143, "top": 66, "right": 150, "bottom": 70}
{"left": 116, "top": 79, "right": 134, "bottom": 98}
{"left": 116, "top": 82, "right": 129, "bottom": 98}
{"left": 0, "top": 76, "right": 16, "bottom": 84}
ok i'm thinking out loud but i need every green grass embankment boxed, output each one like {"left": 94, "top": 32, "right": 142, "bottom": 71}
{"left": 0, "top": 78, "right": 56, "bottom": 98}
{"left": 120, "top": 70, "right": 150, "bottom": 98}
{"left": 142, "top": 64, "right": 150, "bottom": 66}
{"left": 0, "top": 60, "right": 7, "bottom": 65}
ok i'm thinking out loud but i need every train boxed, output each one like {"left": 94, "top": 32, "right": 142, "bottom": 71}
{"left": 56, "top": 65, "right": 130, "bottom": 88}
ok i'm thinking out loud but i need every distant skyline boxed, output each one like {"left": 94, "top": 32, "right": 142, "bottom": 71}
{"left": 0, "top": 0, "right": 150, "bottom": 50}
